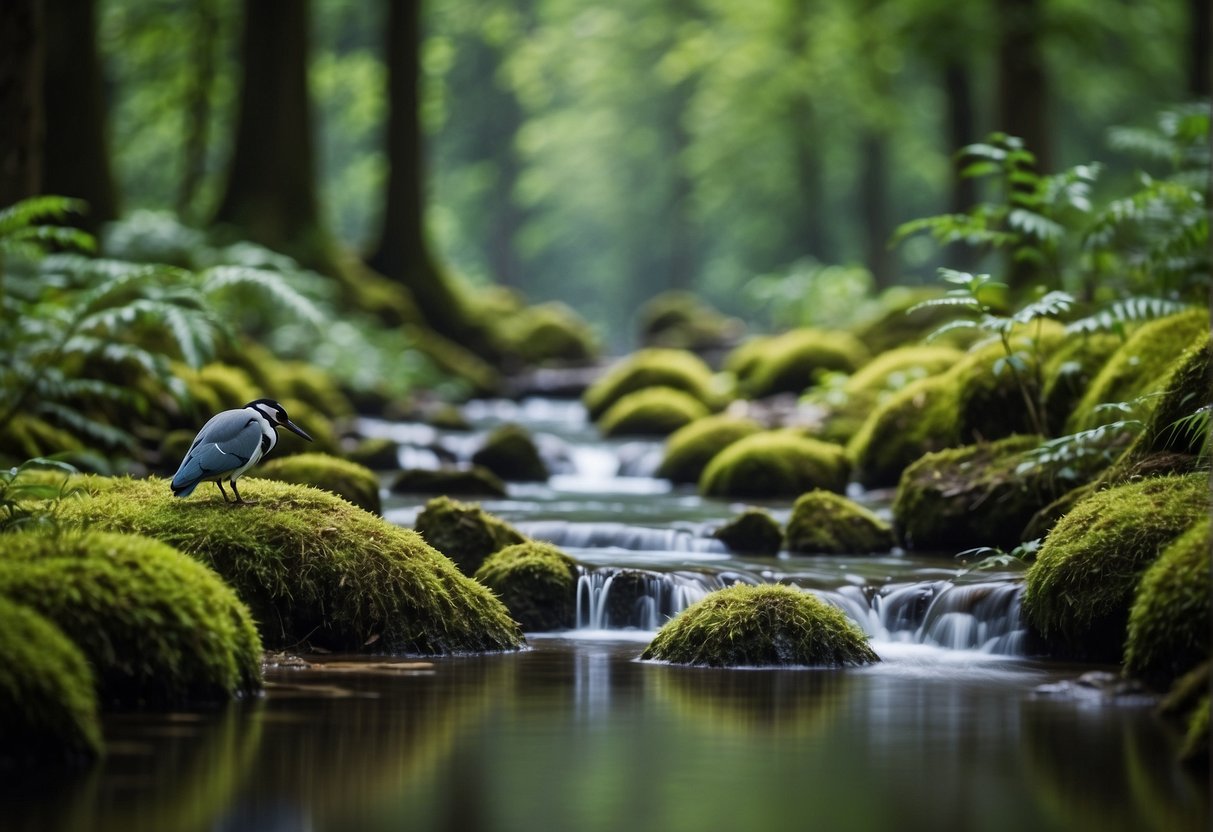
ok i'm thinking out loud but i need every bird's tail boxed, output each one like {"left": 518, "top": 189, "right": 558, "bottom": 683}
{"left": 171, "top": 479, "right": 198, "bottom": 498}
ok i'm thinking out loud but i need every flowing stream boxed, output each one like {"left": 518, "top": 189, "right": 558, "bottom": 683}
{"left": 3, "top": 397, "right": 1207, "bottom": 832}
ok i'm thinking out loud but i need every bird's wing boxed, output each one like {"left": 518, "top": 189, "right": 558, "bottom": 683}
{"left": 171, "top": 411, "right": 263, "bottom": 490}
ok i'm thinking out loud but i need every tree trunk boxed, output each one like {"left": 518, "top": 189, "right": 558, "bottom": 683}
{"left": 368, "top": 0, "right": 486, "bottom": 351}
{"left": 0, "top": 0, "right": 43, "bottom": 207}
{"left": 860, "top": 131, "right": 895, "bottom": 288}
{"left": 212, "top": 0, "right": 332, "bottom": 270}
{"left": 1191, "top": 0, "right": 1211, "bottom": 97}
{"left": 995, "top": 0, "right": 1050, "bottom": 172}
{"left": 943, "top": 60, "right": 979, "bottom": 270}
{"left": 40, "top": 0, "right": 118, "bottom": 230}
{"left": 177, "top": 0, "right": 218, "bottom": 222}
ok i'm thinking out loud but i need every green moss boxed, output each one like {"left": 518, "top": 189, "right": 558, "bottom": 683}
{"left": 1180, "top": 694, "right": 1210, "bottom": 767}
{"left": 1124, "top": 523, "right": 1211, "bottom": 688}
{"left": 179, "top": 363, "right": 259, "bottom": 420}
{"left": 657, "top": 414, "right": 762, "bottom": 484}
{"left": 786, "top": 490, "right": 895, "bottom": 554}
{"left": 497, "top": 302, "right": 599, "bottom": 365}
{"left": 0, "top": 530, "right": 262, "bottom": 708}
{"left": 583, "top": 349, "right": 719, "bottom": 421}
{"left": 700, "top": 431, "right": 850, "bottom": 499}
{"left": 474, "top": 541, "right": 580, "bottom": 631}
{"left": 471, "top": 423, "right": 550, "bottom": 481}
{"left": 1158, "top": 661, "right": 1210, "bottom": 767}
{"left": 257, "top": 452, "right": 381, "bottom": 514}
{"left": 1022, "top": 473, "right": 1209, "bottom": 661}
{"left": 723, "top": 336, "right": 775, "bottom": 384}
{"left": 847, "top": 375, "right": 960, "bottom": 488}
{"left": 51, "top": 477, "right": 523, "bottom": 655}
{"left": 638, "top": 291, "right": 743, "bottom": 351}
{"left": 742, "top": 328, "right": 871, "bottom": 398}
{"left": 893, "top": 435, "right": 1094, "bottom": 551}
{"left": 1041, "top": 332, "right": 1123, "bottom": 434}
{"left": 712, "top": 509, "right": 783, "bottom": 555}
{"left": 598, "top": 387, "right": 711, "bottom": 437}
{"left": 414, "top": 496, "right": 527, "bottom": 575}
{"left": 0, "top": 597, "right": 102, "bottom": 765}
{"left": 851, "top": 287, "right": 980, "bottom": 353}
{"left": 1067, "top": 309, "right": 1209, "bottom": 432}
{"left": 390, "top": 466, "right": 507, "bottom": 498}
{"left": 346, "top": 436, "right": 399, "bottom": 470}
{"left": 641, "top": 583, "right": 879, "bottom": 668}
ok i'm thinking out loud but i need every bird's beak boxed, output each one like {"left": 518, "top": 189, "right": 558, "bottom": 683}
{"left": 285, "top": 420, "right": 313, "bottom": 442}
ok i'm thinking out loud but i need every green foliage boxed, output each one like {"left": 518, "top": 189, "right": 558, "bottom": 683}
{"left": 743, "top": 260, "right": 877, "bottom": 330}
{"left": 0, "top": 458, "right": 83, "bottom": 532}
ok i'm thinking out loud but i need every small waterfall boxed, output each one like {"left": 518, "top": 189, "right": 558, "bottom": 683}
{"left": 519, "top": 521, "right": 727, "bottom": 553}
{"left": 575, "top": 569, "right": 747, "bottom": 630}
{"left": 823, "top": 580, "right": 1028, "bottom": 655}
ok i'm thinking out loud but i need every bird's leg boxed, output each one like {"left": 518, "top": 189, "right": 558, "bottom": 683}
{"left": 216, "top": 481, "right": 232, "bottom": 503}
{"left": 230, "top": 479, "right": 254, "bottom": 505}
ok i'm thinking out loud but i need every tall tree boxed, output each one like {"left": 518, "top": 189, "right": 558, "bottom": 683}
{"left": 0, "top": 0, "right": 43, "bottom": 207}
{"left": 1191, "top": 0, "right": 1211, "bottom": 97}
{"left": 996, "top": 0, "right": 1050, "bottom": 171}
{"left": 41, "top": 0, "right": 118, "bottom": 229}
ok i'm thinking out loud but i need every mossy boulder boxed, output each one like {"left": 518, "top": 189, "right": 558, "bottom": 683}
{"left": 1040, "top": 332, "right": 1123, "bottom": 433}
{"left": 583, "top": 349, "right": 719, "bottom": 421}
{"left": 470, "top": 424, "right": 550, "bottom": 481}
{"left": 0, "top": 597, "right": 102, "bottom": 765}
{"left": 598, "top": 387, "right": 711, "bottom": 438}
{"left": 390, "top": 466, "right": 507, "bottom": 498}
{"left": 414, "top": 496, "right": 527, "bottom": 576}
{"left": 473, "top": 542, "right": 580, "bottom": 631}
{"left": 847, "top": 375, "right": 959, "bottom": 488}
{"left": 951, "top": 324, "right": 1066, "bottom": 441}
{"left": 1124, "top": 523, "right": 1211, "bottom": 689}
{"left": 345, "top": 436, "right": 399, "bottom": 470}
{"left": 257, "top": 453, "right": 381, "bottom": 514}
{"left": 657, "top": 414, "right": 762, "bottom": 484}
{"left": 51, "top": 477, "right": 524, "bottom": 655}
{"left": 641, "top": 584, "right": 879, "bottom": 668}
{"left": 700, "top": 431, "right": 850, "bottom": 499}
{"left": 786, "top": 490, "right": 895, "bottom": 555}
{"left": 742, "top": 328, "right": 871, "bottom": 398}
{"left": 851, "top": 287, "right": 980, "bottom": 353}
{"left": 1022, "top": 473, "right": 1209, "bottom": 661}
{"left": 1067, "top": 308, "right": 1209, "bottom": 432}
{"left": 712, "top": 509, "right": 783, "bottom": 555}
{"left": 892, "top": 435, "right": 1098, "bottom": 551}
{"left": 497, "top": 301, "right": 599, "bottom": 365}
{"left": 637, "top": 290, "right": 743, "bottom": 351}
{"left": 0, "top": 530, "right": 262, "bottom": 708}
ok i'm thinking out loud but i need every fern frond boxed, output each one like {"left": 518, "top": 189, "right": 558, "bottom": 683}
{"left": 1065, "top": 297, "right": 1194, "bottom": 334}
{"left": 202, "top": 266, "right": 327, "bottom": 326}
{"left": 0, "top": 196, "right": 88, "bottom": 235}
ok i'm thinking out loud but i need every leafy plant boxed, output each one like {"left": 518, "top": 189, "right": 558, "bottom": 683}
{"left": 956, "top": 538, "right": 1041, "bottom": 575}
{"left": 0, "top": 458, "right": 82, "bottom": 533}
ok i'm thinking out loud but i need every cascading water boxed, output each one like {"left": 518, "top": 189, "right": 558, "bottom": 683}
{"left": 574, "top": 568, "right": 738, "bottom": 630}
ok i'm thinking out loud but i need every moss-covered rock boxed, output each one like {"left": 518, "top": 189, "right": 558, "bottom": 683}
{"left": 700, "top": 431, "right": 850, "bottom": 499}
{"left": 257, "top": 452, "right": 381, "bottom": 514}
{"left": 892, "top": 435, "right": 1097, "bottom": 551}
{"left": 0, "top": 530, "right": 262, "bottom": 708}
{"left": 0, "top": 597, "right": 102, "bottom": 765}
{"left": 952, "top": 324, "right": 1066, "bottom": 441}
{"left": 742, "top": 328, "right": 871, "bottom": 398}
{"left": 1067, "top": 309, "right": 1209, "bottom": 432}
{"left": 51, "top": 477, "right": 523, "bottom": 655}
{"left": 1124, "top": 523, "right": 1211, "bottom": 689}
{"left": 390, "top": 465, "right": 507, "bottom": 498}
{"left": 637, "top": 291, "right": 743, "bottom": 351}
{"left": 497, "top": 301, "right": 599, "bottom": 365}
{"left": 641, "top": 583, "right": 879, "bottom": 668}
{"left": 1040, "top": 332, "right": 1123, "bottom": 434}
{"left": 786, "top": 490, "right": 895, "bottom": 554}
{"left": 470, "top": 424, "right": 550, "bottom": 481}
{"left": 847, "top": 375, "right": 959, "bottom": 488}
{"left": 851, "top": 287, "right": 980, "bottom": 354}
{"left": 657, "top": 414, "right": 762, "bottom": 484}
{"left": 723, "top": 336, "right": 775, "bottom": 386}
{"left": 414, "top": 496, "right": 527, "bottom": 576}
{"left": 473, "top": 541, "right": 580, "bottom": 631}
{"left": 598, "top": 387, "right": 711, "bottom": 438}
{"left": 712, "top": 509, "right": 783, "bottom": 555}
{"left": 1022, "top": 473, "right": 1209, "bottom": 661}
{"left": 583, "top": 349, "right": 719, "bottom": 421}
{"left": 345, "top": 436, "right": 400, "bottom": 470}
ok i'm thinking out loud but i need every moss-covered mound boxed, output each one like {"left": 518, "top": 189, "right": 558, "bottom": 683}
{"left": 712, "top": 509, "right": 783, "bottom": 555}
{"left": 952, "top": 324, "right": 1066, "bottom": 441}
{"left": 892, "top": 435, "right": 1096, "bottom": 551}
{"left": 598, "top": 387, "right": 711, "bottom": 438}
{"left": 414, "top": 496, "right": 528, "bottom": 576}
{"left": 637, "top": 290, "right": 743, "bottom": 351}
{"left": 657, "top": 414, "right": 762, "bottom": 484}
{"left": 1022, "top": 473, "right": 1209, "bottom": 661}
{"left": 52, "top": 478, "right": 523, "bottom": 655}
{"left": 785, "top": 490, "right": 895, "bottom": 555}
{"left": 847, "top": 375, "right": 959, "bottom": 488}
{"left": 641, "top": 584, "right": 879, "bottom": 668}
{"left": 1124, "top": 523, "right": 1211, "bottom": 689}
{"left": 473, "top": 542, "right": 580, "bottom": 632}
{"left": 0, "top": 530, "right": 262, "bottom": 707}
{"left": 851, "top": 287, "right": 979, "bottom": 354}
{"left": 700, "top": 431, "right": 850, "bottom": 499}
{"left": 346, "top": 436, "right": 400, "bottom": 470}
{"left": 389, "top": 466, "right": 507, "bottom": 498}
{"left": 742, "top": 328, "right": 871, "bottom": 398}
{"left": 0, "top": 597, "right": 102, "bottom": 765}
{"left": 583, "top": 349, "right": 719, "bottom": 421}
{"left": 1067, "top": 309, "right": 1209, "bottom": 432}
{"left": 1040, "top": 332, "right": 1123, "bottom": 434}
{"left": 470, "top": 424, "right": 550, "bottom": 482}
{"left": 497, "top": 301, "right": 599, "bottom": 365}
{"left": 257, "top": 452, "right": 381, "bottom": 514}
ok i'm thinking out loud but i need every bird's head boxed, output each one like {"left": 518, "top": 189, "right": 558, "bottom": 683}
{"left": 245, "top": 398, "right": 314, "bottom": 442}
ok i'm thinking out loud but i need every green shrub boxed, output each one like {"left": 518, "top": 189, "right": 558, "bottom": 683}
{"left": 471, "top": 424, "right": 550, "bottom": 482}
{"left": 657, "top": 414, "right": 762, "bottom": 484}
{"left": 641, "top": 584, "right": 879, "bottom": 668}
{"left": 257, "top": 452, "right": 381, "bottom": 514}
{"left": 700, "top": 431, "right": 850, "bottom": 499}
{"left": 786, "top": 490, "right": 895, "bottom": 554}
{"left": 0, "top": 530, "right": 262, "bottom": 707}
{"left": 712, "top": 509, "right": 783, "bottom": 555}
{"left": 474, "top": 542, "right": 580, "bottom": 631}
{"left": 598, "top": 387, "right": 711, "bottom": 437}
{"left": 414, "top": 496, "right": 527, "bottom": 576}
{"left": 583, "top": 349, "right": 718, "bottom": 421}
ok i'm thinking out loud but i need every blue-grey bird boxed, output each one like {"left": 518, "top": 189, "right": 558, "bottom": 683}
{"left": 171, "top": 398, "right": 313, "bottom": 503}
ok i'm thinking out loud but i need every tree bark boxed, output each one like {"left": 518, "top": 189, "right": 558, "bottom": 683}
{"left": 0, "top": 0, "right": 43, "bottom": 207}
{"left": 860, "top": 131, "right": 895, "bottom": 288}
{"left": 177, "top": 0, "right": 218, "bottom": 222}
{"left": 40, "top": 0, "right": 118, "bottom": 230}
{"left": 1191, "top": 0, "right": 1211, "bottom": 98}
{"left": 212, "top": 0, "right": 332, "bottom": 270}
{"left": 995, "top": 0, "right": 1050, "bottom": 172}
{"left": 943, "top": 60, "right": 979, "bottom": 270}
